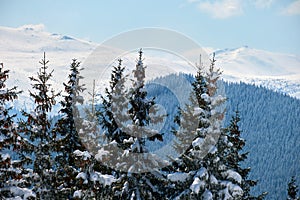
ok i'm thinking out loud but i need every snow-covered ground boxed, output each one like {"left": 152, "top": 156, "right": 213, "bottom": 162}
{"left": 1, "top": 24, "right": 299, "bottom": 106}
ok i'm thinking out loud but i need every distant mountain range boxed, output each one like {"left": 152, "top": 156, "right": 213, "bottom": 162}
{"left": 1, "top": 24, "right": 299, "bottom": 103}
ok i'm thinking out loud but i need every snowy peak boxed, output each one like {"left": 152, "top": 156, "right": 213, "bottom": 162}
{"left": 214, "top": 46, "right": 300, "bottom": 77}
{"left": 213, "top": 46, "right": 300, "bottom": 98}
{"left": 0, "top": 24, "right": 96, "bottom": 53}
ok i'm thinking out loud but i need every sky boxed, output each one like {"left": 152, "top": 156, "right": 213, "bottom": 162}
{"left": 0, "top": 0, "right": 300, "bottom": 54}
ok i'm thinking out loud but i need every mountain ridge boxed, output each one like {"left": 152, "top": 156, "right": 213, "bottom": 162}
{"left": 1, "top": 24, "right": 299, "bottom": 99}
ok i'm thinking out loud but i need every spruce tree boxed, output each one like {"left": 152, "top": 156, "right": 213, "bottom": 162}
{"left": 18, "top": 53, "right": 60, "bottom": 199}
{"left": 168, "top": 54, "right": 243, "bottom": 200}
{"left": 98, "top": 50, "right": 167, "bottom": 199}
{"left": 0, "top": 63, "right": 33, "bottom": 199}
{"left": 52, "top": 59, "right": 86, "bottom": 198}
{"left": 117, "top": 50, "right": 166, "bottom": 199}
{"left": 63, "top": 60, "right": 117, "bottom": 199}
{"left": 165, "top": 63, "right": 210, "bottom": 199}
{"left": 287, "top": 176, "right": 299, "bottom": 200}
{"left": 222, "top": 110, "right": 266, "bottom": 199}
{"left": 97, "top": 59, "right": 130, "bottom": 145}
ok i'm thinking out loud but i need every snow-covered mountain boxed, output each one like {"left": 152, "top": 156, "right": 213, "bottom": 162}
{"left": 214, "top": 46, "right": 300, "bottom": 98}
{"left": 1, "top": 24, "right": 299, "bottom": 102}
{"left": 0, "top": 24, "right": 96, "bottom": 110}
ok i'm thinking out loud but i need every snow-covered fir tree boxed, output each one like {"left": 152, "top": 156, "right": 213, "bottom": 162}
{"left": 98, "top": 50, "right": 167, "bottom": 199}
{"left": 287, "top": 176, "right": 299, "bottom": 200}
{"left": 18, "top": 53, "right": 60, "bottom": 199}
{"left": 166, "top": 54, "right": 253, "bottom": 199}
{"left": 97, "top": 59, "right": 130, "bottom": 146}
{"left": 165, "top": 62, "right": 210, "bottom": 199}
{"left": 222, "top": 110, "right": 267, "bottom": 199}
{"left": 62, "top": 61, "right": 117, "bottom": 199}
{"left": 96, "top": 58, "right": 131, "bottom": 171}
{"left": 72, "top": 112, "right": 115, "bottom": 199}
{"left": 0, "top": 63, "right": 34, "bottom": 199}
{"left": 52, "top": 59, "right": 86, "bottom": 199}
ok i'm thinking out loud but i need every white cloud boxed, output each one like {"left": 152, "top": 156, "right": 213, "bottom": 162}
{"left": 186, "top": 0, "right": 275, "bottom": 19}
{"left": 197, "top": 0, "right": 243, "bottom": 19}
{"left": 253, "top": 0, "right": 274, "bottom": 9}
{"left": 281, "top": 0, "right": 300, "bottom": 15}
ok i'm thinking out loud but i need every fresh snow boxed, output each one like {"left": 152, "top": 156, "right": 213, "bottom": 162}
{"left": 99, "top": 174, "right": 117, "bottom": 186}
{"left": 73, "top": 150, "right": 91, "bottom": 160}
{"left": 223, "top": 169, "right": 242, "bottom": 184}
{"left": 90, "top": 171, "right": 116, "bottom": 186}
{"left": 196, "top": 167, "right": 208, "bottom": 179}
{"left": 73, "top": 190, "right": 82, "bottom": 198}
{"left": 76, "top": 172, "right": 87, "bottom": 181}
{"left": 190, "top": 177, "right": 205, "bottom": 194}
{"left": 167, "top": 172, "right": 190, "bottom": 182}
{"left": 220, "top": 181, "right": 243, "bottom": 198}
{"left": 202, "top": 189, "right": 213, "bottom": 200}
{"left": 192, "top": 137, "right": 204, "bottom": 148}
{"left": 5, "top": 186, "right": 36, "bottom": 199}
{"left": 95, "top": 147, "right": 110, "bottom": 161}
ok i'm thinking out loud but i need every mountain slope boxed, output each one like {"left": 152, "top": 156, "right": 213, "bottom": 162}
{"left": 214, "top": 46, "right": 300, "bottom": 98}
{"left": 224, "top": 81, "right": 300, "bottom": 199}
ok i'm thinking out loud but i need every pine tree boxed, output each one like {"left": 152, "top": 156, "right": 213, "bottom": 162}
{"left": 287, "top": 176, "right": 299, "bottom": 200}
{"left": 0, "top": 63, "right": 34, "bottom": 199}
{"left": 18, "top": 53, "right": 60, "bottom": 199}
{"left": 52, "top": 59, "right": 86, "bottom": 198}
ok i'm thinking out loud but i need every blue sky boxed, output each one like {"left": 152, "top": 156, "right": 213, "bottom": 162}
{"left": 1, "top": 0, "right": 300, "bottom": 54}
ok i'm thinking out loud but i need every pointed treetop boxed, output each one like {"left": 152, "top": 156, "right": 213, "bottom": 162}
{"left": 211, "top": 52, "right": 216, "bottom": 63}
{"left": 39, "top": 52, "right": 49, "bottom": 70}
{"left": 118, "top": 58, "right": 123, "bottom": 65}
{"left": 138, "top": 48, "right": 143, "bottom": 61}
{"left": 196, "top": 54, "right": 203, "bottom": 70}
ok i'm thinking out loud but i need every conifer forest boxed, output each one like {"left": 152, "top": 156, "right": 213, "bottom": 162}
{"left": 0, "top": 49, "right": 299, "bottom": 200}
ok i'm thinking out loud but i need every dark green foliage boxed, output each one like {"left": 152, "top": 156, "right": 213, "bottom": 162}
{"left": 167, "top": 54, "right": 229, "bottom": 199}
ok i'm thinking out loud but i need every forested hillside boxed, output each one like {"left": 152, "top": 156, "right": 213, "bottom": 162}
{"left": 147, "top": 74, "right": 300, "bottom": 199}
{"left": 224, "top": 82, "right": 300, "bottom": 199}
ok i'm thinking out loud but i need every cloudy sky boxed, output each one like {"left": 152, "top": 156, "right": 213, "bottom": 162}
{"left": 1, "top": 0, "right": 300, "bottom": 54}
